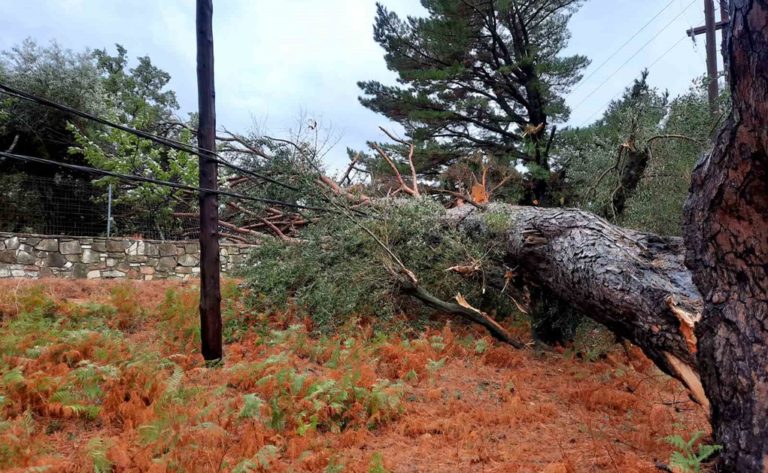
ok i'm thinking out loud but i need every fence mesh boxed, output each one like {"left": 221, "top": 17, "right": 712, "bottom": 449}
{"left": 0, "top": 173, "right": 200, "bottom": 240}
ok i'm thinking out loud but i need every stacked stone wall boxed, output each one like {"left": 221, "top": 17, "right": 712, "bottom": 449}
{"left": 0, "top": 233, "right": 254, "bottom": 280}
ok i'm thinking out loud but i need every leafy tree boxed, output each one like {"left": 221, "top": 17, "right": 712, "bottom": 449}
{"left": 358, "top": 0, "right": 588, "bottom": 204}
{"left": 93, "top": 44, "right": 179, "bottom": 133}
{"left": 0, "top": 40, "right": 105, "bottom": 233}
{"left": 562, "top": 73, "right": 721, "bottom": 235}
{"left": 69, "top": 46, "right": 198, "bottom": 238}
{"left": 0, "top": 39, "right": 102, "bottom": 164}
{"left": 0, "top": 41, "right": 196, "bottom": 237}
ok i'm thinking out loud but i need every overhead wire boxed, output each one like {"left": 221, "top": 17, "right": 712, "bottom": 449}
{"left": 0, "top": 150, "right": 330, "bottom": 212}
{"left": 569, "top": 0, "right": 678, "bottom": 96}
{"left": 0, "top": 82, "right": 299, "bottom": 192}
{"left": 568, "top": 0, "right": 698, "bottom": 116}
{"left": 577, "top": 34, "right": 690, "bottom": 127}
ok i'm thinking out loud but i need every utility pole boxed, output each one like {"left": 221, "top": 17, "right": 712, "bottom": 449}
{"left": 196, "top": 0, "right": 222, "bottom": 361}
{"left": 719, "top": 0, "right": 730, "bottom": 45}
{"left": 686, "top": 0, "right": 728, "bottom": 116}
{"left": 719, "top": 0, "right": 730, "bottom": 81}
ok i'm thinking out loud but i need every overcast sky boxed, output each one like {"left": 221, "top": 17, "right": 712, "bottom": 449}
{"left": 0, "top": 0, "right": 723, "bottom": 171}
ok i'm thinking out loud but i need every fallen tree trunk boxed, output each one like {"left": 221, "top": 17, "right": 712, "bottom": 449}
{"left": 443, "top": 203, "right": 707, "bottom": 406}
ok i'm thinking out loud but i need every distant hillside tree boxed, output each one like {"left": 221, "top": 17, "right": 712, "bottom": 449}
{"left": 358, "top": 0, "right": 588, "bottom": 205}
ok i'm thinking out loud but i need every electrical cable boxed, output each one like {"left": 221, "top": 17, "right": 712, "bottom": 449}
{"left": 0, "top": 82, "right": 299, "bottom": 191}
{"left": 577, "top": 34, "right": 690, "bottom": 127}
{"left": 0, "top": 150, "right": 330, "bottom": 212}
{"left": 569, "top": 0, "right": 679, "bottom": 96}
{"left": 569, "top": 0, "right": 698, "bottom": 116}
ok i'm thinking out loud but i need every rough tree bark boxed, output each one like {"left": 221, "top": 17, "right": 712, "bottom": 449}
{"left": 443, "top": 204, "right": 708, "bottom": 407}
{"left": 683, "top": 0, "right": 768, "bottom": 470}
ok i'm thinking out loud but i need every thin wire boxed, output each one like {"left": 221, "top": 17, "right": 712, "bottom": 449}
{"left": 569, "top": 0, "right": 698, "bottom": 115}
{"left": 578, "top": 35, "right": 689, "bottom": 127}
{"left": 0, "top": 151, "right": 330, "bottom": 212}
{"left": 0, "top": 82, "right": 299, "bottom": 192}
{"left": 569, "top": 0, "right": 678, "bottom": 96}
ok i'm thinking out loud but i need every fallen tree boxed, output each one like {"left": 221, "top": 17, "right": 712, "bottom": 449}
{"left": 440, "top": 203, "right": 707, "bottom": 407}
{"left": 246, "top": 195, "right": 708, "bottom": 407}
{"left": 239, "top": 3, "right": 768, "bottom": 464}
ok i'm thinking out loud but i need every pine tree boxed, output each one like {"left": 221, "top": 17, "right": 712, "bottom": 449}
{"left": 358, "top": 0, "right": 588, "bottom": 204}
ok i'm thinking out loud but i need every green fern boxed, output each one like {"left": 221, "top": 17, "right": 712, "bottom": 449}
{"left": 255, "top": 445, "right": 279, "bottom": 469}
{"left": 368, "top": 452, "right": 391, "bottom": 473}
{"left": 87, "top": 437, "right": 113, "bottom": 473}
{"left": 664, "top": 431, "right": 721, "bottom": 473}
{"left": 231, "top": 459, "right": 258, "bottom": 473}
{"left": 427, "top": 357, "right": 446, "bottom": 373}
{"left": 239, "top": 393, "right": 265, "bottom": 419}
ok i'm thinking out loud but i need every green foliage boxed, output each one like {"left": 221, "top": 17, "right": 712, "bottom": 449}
{"left": 0, "top": 39, "right": 103, "bottom": 158}
{"left": 67, "top": 45, "right": 198, "bottom": 237}
{"left": 0, "top": 40, "right": 195, "bottom": 236}
{"left": 87, "top": 437, "right": 114, "bottom": 473}
{"left": 664, "top": 431, "right": 721, "bottom": 472}
{"left": 357, "top": 0, "right": 589, "bottom": 204}
{"left": 570, "top": 319, "right": 616, "bottom": 362}
{"left": 368, "top": 452, "right": 391, "bottom": 473}
{"left": 562, "top": 73, "right": 724, "bottom": 235}
{"left": 245, "top": 199, "right": 517, "bottom": 331}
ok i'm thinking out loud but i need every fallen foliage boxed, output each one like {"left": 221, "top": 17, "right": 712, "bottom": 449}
{"left": 0, "top": 280, "right": 709, "bottom": 472}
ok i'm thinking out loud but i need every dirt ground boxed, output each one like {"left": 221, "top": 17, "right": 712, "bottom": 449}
{"left": 0, "top": 279, "right": 710, "bottom": 472}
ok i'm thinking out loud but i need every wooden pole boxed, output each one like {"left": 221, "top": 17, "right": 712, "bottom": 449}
{"left": 719, "top": 0, "right": 730, "bottom": 44}
{"left": 196, "top": 0, "right": 222, "bottom": 361}
{"left": 719, "top": 0, "right": 730, "bottom": 81}
{"left": 704, "top": 0, "right": 719, "bottom": 116}
{"left": 686, "top": 0, "right": 729, "bottom": 112}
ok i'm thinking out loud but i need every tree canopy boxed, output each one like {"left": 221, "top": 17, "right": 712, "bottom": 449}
{"left": 358, "top": 0, "right": 588, "bottom": 204}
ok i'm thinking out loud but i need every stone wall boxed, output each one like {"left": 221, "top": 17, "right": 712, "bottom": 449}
{"left": 0, "top": 233, "right": 255, "bottom": 280}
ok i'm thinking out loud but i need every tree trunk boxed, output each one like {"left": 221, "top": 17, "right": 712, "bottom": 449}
{"left": 683, "top": 0, "right": 768, "bottom": 470}
{"left": 444, "top": 204, "right": 708, "bottom": 407}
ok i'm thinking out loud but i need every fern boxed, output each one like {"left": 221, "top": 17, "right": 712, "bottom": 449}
{"left": 2, "top": 368, "right": 24, "bottom": 386}
{"left": 368, "top": 452, "right": 391, "bottom": 473}
{"left": 231, "top": 459, "right": 259, "bottom": 473}
{"left": 87, "top": 438, "right": 113, "bottom": 473}
{"left": 239, "top": 393, "right": 264, "bottom": 419}
{"left": 325, "top": 457, "right": 345, "bottom": 473}
{"left": 255, "top": 445, "right": 279, "bottom": 469}
{"left": 163, "top": 365, "right": 184, "bottom": 396}
{"left": 664, "top": 431, "right": 721, "bottom": 473}
{"left": 69, "top": 404, "right": 101, "bottom": 420}
{"left": 427, "top": 357, "right": 446, "bottom": 373}
{"left": 231, "top": 445, "right": 279, "bottom": 472}
{"left": 428, "top": 335, "right": 446, "bottom": 352}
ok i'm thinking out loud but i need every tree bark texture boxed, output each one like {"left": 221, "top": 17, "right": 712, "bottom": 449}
{"left": 445, "top": 204, "right": 708, "bottom": 406}
{"left": 683, "top": 0, "right": 768, "bottom": 470}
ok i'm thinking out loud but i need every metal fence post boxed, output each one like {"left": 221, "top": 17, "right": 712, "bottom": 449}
{"left": 107, "top": 184, "right": 113, "bottom": 237}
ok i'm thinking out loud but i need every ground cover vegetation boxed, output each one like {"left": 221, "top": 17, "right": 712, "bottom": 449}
{"left": 0, "top": 280, "right": 710, "bottom": 472}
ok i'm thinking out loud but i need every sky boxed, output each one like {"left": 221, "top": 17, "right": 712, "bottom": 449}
{"left": 0, "top": 0, "right": 724, "bottom": 171}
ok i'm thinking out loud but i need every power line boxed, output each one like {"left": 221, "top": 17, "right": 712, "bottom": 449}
{"left": 0, "top": 82, "right": 299, "bottom": 192}
{"left": 569, "top": 0, "right": 698, "bottom": 116}
{"left": 578, "top": 35, "right": 689, "bottom": 127}
{"left": 569, "top": 0, "right": 678, "bottom": 96}
{"left": 0, "top": 150, "right": 330, "bottom": 212}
